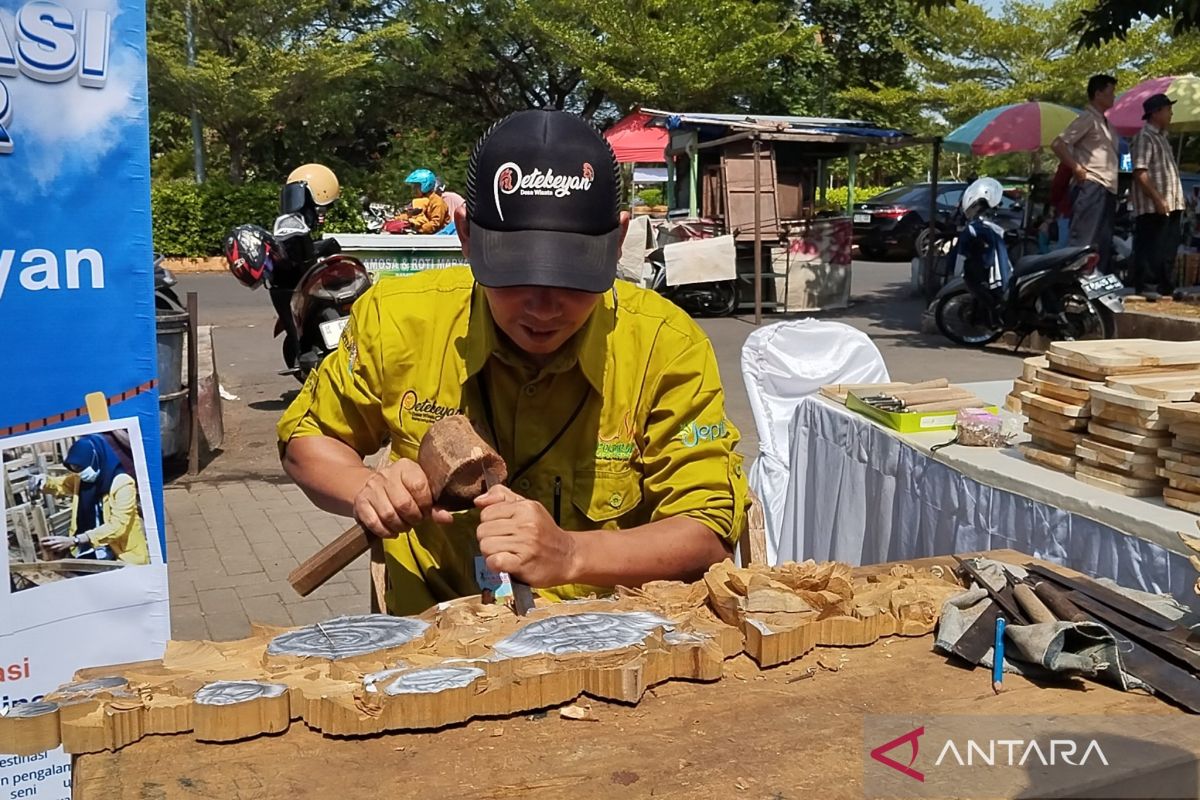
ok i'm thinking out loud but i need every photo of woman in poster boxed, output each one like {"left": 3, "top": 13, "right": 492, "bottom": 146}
{"left": 31, "top": 434, "right": 150, "bottom": 566}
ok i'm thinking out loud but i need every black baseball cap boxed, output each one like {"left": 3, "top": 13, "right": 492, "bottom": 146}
{"left": 1143, "top": 93, "right": 1176, "bottom": 119}
{"left": 465, "top": 110, "right": 621, "bottom": 293}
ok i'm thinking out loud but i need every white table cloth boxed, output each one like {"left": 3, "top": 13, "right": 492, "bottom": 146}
{"left": 778, "top": 381, "right": 1199, "bottom": 607}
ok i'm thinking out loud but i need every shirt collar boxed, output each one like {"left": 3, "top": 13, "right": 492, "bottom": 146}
{"left": 460, "top": 284, "right": 612, "bottom": 392}
{"left": 1146, "top": 122, "right": 1166, "bottom": 136}
{"left": 1086, "top": 104, "right": 1111, "bottom": 127}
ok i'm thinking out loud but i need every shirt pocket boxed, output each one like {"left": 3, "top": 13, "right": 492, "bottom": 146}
{"left": 572, "top": 466, "right": 644, "bottom": 525}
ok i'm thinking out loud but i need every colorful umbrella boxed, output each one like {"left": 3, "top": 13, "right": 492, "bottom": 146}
{"left": 1108, "top": 75, "right": 1200, "bottom": 137}
{"left": 944, "top": 102, "right": 1081, "bottom": 156}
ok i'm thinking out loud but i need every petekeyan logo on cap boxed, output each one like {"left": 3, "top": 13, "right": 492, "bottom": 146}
{"left": 493, "top": 161, "right": 595, "bottom": 221}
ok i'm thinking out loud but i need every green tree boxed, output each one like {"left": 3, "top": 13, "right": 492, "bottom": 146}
{"left": 147, "top": 0, "right": 383, "bottom": 183}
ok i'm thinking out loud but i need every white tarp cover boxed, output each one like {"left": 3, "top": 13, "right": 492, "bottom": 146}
{"left": 741, "top": 320, "right": 890, "bottom": 561}
{"left": 663, "top": 234, "right": 738, "bottom": 286}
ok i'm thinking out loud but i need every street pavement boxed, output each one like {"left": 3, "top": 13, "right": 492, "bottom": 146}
{"left": 165, "top": 260, "right": 1025, "bottom": 640}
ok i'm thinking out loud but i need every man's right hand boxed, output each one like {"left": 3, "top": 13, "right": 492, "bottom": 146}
{"left": 352, "top": 458, "right": 454, "bottom": 538}
{"left": 1073, "top": 164, "right": 1089, "bottom": 184}
{"left": 1154, "top": 197, "right": 1169, "bottom": 215}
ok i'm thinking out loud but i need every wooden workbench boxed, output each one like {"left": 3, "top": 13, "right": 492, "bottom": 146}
{"left": 73, "top": 552, "right": 1190, "bottom": 799}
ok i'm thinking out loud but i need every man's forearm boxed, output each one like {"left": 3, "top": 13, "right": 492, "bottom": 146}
{"left": 1051, "top": 139, "right": 1076, "bottom": 171}
{"left": 282, "top": 435, "right": 373, "bottom": 517}
{"left": 566, "top": 517, "right": 731, "bottom": 588}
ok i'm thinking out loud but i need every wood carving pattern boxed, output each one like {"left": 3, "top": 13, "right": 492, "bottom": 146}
{"left": 194, "top": 681, "right": 288, "bottom": 706}
{"left": 4, "top": 701, "right": 58, "bottom": 718}
{"left": 20, "top": 560, "right": 969, "bottom": 755}
{"left": 381, "top": 666, "right": 486, "bottom": 695}
{"left": 267, "top": 614, "right": 429, "bottom": 660}
{"left": 492, "top": 612, "right": 675, "bottom": 658}
{"left": 55, "top": 677, "right": 129, "bottom": 697}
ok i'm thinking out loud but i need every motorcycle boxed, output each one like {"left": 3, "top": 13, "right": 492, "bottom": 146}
{"left": 934, "top": 245, "right": 1123, "bottom": 348}
{"left": 647, "top": 249, "right": 739, "bottom": 317}
{"left": 360, "top": 196, "right": 395, "bottom": 233}
{"left": 267, "top": 212, "right": 372, "bottom": 381}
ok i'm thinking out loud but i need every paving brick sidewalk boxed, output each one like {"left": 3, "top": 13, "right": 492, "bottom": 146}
{"left": 164, "top": 480, "right": 372, "bottom": 640}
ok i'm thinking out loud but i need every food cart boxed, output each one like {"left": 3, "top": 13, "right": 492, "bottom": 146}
{"left": 639, "top": 109, "right": 936, "bottom": 321}
{"left": 326, "top": 234, "right": 465, "bottom": 280}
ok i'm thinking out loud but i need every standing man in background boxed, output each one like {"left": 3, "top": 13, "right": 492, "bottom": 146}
{"left": 1052, "top": 74, "right": 1119, "bottom": 272}
{"left": 1129, "top": 94, "right": 1184, "bottom": 299}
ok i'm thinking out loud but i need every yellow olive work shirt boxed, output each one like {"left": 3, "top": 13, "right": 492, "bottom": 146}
{"left": 278, "top": 266, "right": 749, "bottom": 615}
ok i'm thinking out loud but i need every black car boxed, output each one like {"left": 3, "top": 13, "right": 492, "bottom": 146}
{"left": 853, "top": 182, "right": 1024, "bottom": 260}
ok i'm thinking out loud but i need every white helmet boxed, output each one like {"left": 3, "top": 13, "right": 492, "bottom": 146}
{"left": 961, "top": 177, "right": 1003, "bottom": 218}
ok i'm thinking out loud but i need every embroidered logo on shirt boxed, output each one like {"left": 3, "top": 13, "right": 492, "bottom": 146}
{"left": 596, "top": 412, "right": 637, "bottom": 461}
{"left": 677, "top": 418, "right": 729, "bottom": 448}
{"left": 400, "top": 390, "right": 456, "bottom": 424}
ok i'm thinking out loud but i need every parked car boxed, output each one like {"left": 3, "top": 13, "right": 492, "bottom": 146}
{"left": 852, "top": 182, "right": 1024, "bottom": 260}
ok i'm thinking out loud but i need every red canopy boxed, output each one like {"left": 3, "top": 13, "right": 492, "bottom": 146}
{"left": 604, "top": 112, "right": 668, "bottom": 163}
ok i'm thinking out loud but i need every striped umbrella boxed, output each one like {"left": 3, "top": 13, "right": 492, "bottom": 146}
{"left": 944, "top": 102, "right": 1081, "bottom": 156}
{"left": 1108, "top": 74, "right": 1200, "bottom": 137}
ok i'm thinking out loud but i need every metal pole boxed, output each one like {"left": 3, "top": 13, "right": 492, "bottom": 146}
{"left": 187, "top": 292, "right": 201, "bottom": 476}
{"left": 847, "top": 151, "right": 858, "bottom": 215}
{"left": 185, "top": 0, "right": 205, "bottom": 184}
{"left": 688, "top": 147, "right": 699, "bottom": 218}
{"left": 925, "top": 139, "right": 942, "bottom": 299}
{"left": 753, "top": 137, "right": 763, "bottom": 326}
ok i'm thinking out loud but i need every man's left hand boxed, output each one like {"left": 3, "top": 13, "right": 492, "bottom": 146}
{"left": 475, "top": 485, "right": 577, "bottom": 588}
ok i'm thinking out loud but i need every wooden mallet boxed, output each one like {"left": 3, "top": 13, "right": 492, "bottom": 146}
{"left": 287, "top": 415, "right": 508, "bottom": 598}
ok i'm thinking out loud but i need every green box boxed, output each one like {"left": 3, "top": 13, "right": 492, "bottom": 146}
{"left": 845, "top": 392, "right": 998, "bottom": 434}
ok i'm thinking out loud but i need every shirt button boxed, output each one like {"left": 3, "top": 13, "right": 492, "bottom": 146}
{"left": 608, "top": 492, "right": 623, "bottom": 508}
{"left": 523, "top": 384, "right": 537, "bottom": 396}
{"left": 517, "top": 478, "right": 532, "bottom": 492}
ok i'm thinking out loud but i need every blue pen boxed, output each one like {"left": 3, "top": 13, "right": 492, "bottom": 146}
{"left": 993, "top": 617, "right": 1006, "bottom": 694}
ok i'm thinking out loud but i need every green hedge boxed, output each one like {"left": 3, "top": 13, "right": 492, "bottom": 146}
{"left": 816, "top": 185, "right": 889, "bottom": 213}
{"left": 152, "top": 179, "right": 366, "bottom": 257}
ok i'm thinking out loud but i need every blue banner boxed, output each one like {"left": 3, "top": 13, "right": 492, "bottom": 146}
{"left": 0, "top": 0, "right": 169, "bottom": 794}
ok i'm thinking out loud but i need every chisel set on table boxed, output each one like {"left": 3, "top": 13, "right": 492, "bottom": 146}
{"left": 857, "top": 386, "right": 991, "bottom": 414}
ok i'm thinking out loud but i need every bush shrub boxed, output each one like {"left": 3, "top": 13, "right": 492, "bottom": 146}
{"left": 152, "top": 179, "right": 365, "bottom": 256}
{"left": 817, "top": 185, "right": 890, "bottom": 213}
{"left": 634, "top": 187, "right": 664, "bottom": 207}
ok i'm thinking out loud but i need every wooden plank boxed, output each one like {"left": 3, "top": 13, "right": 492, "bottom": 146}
{"left": 1076, "top": 445, "right": 1162, "bottom": 479}
{"left": 1176, "top": 434, "right": 1200, "bottom": 451}
{"left": 1025, "top": 421, "right": 1086, "bottom": 452}
{"left": 1023, "top": 405, "right": 1089, "bottom": 431}
{"left": 1158, "top": 468, "right": 1200, "bottom": 493}
{"left": 1021, "top": 356, "right": 1049, "bottom": 381}
{"left": 1033, "top": 381, "right": 1091, "bottom": 405}
{"left": 1158, "top": 402, "right": 1200, "bottom": 426}
{"left": 1076, "top": 438, "right": 1161, "bottom": 470}
{"left": 1087, "top": 420, "right": 1172, "bottom": 452}
{"left": 1091, "top": 401, "right": 1170, "bottom": 431}
{"left": 1074, "top": 463, "right": 1165, "bottom": 497}
{"left": 1168, "top": 422, "right": 1200, "bottom": 440}
{"left": 1076, "top": 462, "right": 1166, "bottom": 490}
{"left": 1163, "top": 486, "right": 1200, "bottom": 513}
{"left": 1106, "top": 372, "right": 1200, "bottom": 401}
{"left": 1019, "top": 442, "right": 1077, "bottom": 473}
{"left": 1159, "top": 446, "right": 1200, "bottom": 466}
{"left": 1020, "top": 391, "right": 1090, "bottom": 418}
{"left": 1046, "top": 354, "right": 1160, "bottom": 380}
{"left": 1090, "top": 385, "right": 1165, "bottom": 413}
{"left": 1035, "top": 367, "right": 1103, "bottom": 393}
{"left": 1162, "top": 458, "right": 1200, "bottom": 477}
{"left": 1048, "top": 339, "right": 1200, "bottom": 370}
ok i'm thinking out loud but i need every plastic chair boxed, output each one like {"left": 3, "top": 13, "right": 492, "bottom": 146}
{"left": 741, "top": 319, "right": 889, "bottom": 563}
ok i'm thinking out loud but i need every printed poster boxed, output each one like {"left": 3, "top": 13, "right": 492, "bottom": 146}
{"left": 0, "top": 0, "right": 169, "bottom": 795}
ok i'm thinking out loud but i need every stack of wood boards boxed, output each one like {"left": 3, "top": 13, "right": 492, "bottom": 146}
{"left": 1016, "top": 340, "right": 1200, "bottom": 499}
{"left": 1159, "top": 403, "right": 1200, "bottom": 512}
{"left": 1005, "top": 356, "right": 1045, "bottom": 414}
{"left": 1017, "top": 353, "right": 1098, "bottom": 474}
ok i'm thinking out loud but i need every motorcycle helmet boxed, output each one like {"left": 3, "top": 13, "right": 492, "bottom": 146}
{"left": 961, "top": 177, "right": 1003, "bottom": 219}
{"left": 223, "top": 224, "right": 279, "bottom": 288}
{"left": 286, "top": 163, "right": 341, "bottom": 208}
{"left": 405, "top": 168, "right": 437, "bottom": 195}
